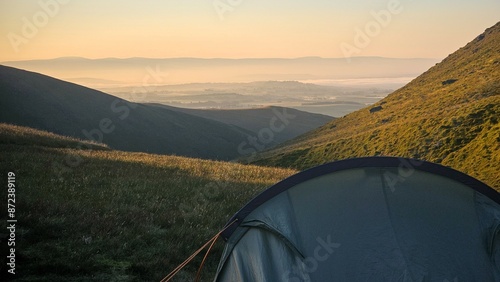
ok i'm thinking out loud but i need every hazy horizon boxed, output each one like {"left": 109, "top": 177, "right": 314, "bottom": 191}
{"left": 1, "top": 1, "right": 499, "bottom": 62}
{"left": 1, "top": 56, "right": 439, "bottom": 87}
{"left": 2, "top": 54, "right": 440, "bottom": 62}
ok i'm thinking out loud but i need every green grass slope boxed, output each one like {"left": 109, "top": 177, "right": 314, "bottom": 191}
{"left": 0, "top": 66, "right": 254, "bottom": 161}
{"left": 0, "top": 123, "right": 295, "bottom": 281}
{"left": 252, "top": 22, "right": 500, "bottom": 190}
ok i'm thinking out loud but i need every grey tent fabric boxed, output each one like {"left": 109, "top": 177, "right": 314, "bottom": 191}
{"left": 214, "top": 157, "right": 500, "bottom": 282}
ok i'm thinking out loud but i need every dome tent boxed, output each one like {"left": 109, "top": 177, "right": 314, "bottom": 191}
{"left": 214, "top": 157, "right": 500, "bottom": 281}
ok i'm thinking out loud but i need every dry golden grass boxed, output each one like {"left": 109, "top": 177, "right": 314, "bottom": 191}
{"left": 0, "top": 123, "right": 109, "bottom": 150}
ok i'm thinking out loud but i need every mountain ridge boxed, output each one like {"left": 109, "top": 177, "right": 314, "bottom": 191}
{"left": 2, "top": 56, "right": 438, "bottom": 63}
{"left": 0, "top": 65, "right": 331, "bottom": 160}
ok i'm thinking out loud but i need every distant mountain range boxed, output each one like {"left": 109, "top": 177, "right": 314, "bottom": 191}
{"left": 251, "top": 22, "right": 500, "bottom": 189}
{"left": 0, "top": 65, "right": 331, "bottom": 160}
{"left": 1, "top": 56, "right": 439, "bottom": 87}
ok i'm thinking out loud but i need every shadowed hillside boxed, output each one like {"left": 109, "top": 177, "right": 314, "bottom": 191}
{"left": 152, "top": 104, "right": 333, "bottom": 145}
{"left": 0, "top": 66, "right": 257, "bottom": 160}
{"left": 252, "top": 22, "right": 500, "bottom": 190}
{"left": 0, "top": 66, "right": 335, "bottom": 161}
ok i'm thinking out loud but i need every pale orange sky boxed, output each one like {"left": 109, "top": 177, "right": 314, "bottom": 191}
{"left": 0, "top": 0, "right": 499, "bottom": 61}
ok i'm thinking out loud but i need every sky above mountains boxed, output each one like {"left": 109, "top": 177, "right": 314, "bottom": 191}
{"left": 1, "top": 0, "right": 499, "bottom": 61}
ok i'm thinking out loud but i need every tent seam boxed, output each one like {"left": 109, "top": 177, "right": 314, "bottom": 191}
{"left": 240, "top": 220, "right": 306, "bottom": 259}
{"left": 380, "top": 168, "right": 417, "bottom": 282}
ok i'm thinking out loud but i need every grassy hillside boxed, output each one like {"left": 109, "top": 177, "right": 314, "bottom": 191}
{"left": 0, "top": 123, "right": 296, "bottom": 281}
{"left": 0, "top": 66, "right": 255, "bottom": 161}
{"left": 252, "top": 22, "right": 500, "bottom": 190}
{"left": 0, "top": 123, "right": 109, "bottom": 151}
{"left": 152, "top": 105, "right": 333, "bottom": 145}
